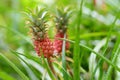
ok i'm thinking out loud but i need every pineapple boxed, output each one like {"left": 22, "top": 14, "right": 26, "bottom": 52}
{"left": 26, "top": 7, "right": 54, "bottom": 58}
{"left": 54, "top": 7, "right": 71, "bottom": 54}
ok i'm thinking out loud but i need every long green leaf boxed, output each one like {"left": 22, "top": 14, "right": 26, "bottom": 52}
{"left": 92, "top": 16, "right": 118, "bottom": 80}
{"left": 62, "top": 33, "right": 68, "bottom": 80}
{"left": 58, "top": 38, "right": 120, "bottom": 72}
{"left": 73, "top": 0, "right": 83, "bottom": 80}
{"left": 10, "top": 50, "right": 39, "bottom": 80}
{"left": 0, "top": 71, "right": 16, "bottom": 80}
{"left": 42, "top": 57, "right": 56, "bottom": 80}
{"left": 54, "top": 61, "right": 72, "bottom": 80}
{"left": 0, "top": 53, "right": 29, "bottom": 80}
{"left": 104, "top": 34, "right": 120, "bottom": 80}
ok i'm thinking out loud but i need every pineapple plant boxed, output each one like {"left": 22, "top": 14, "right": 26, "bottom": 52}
{"left": 26, "top": 7, "right": 55, "bottom": 58}
{"left": 54, "top": 7, "right": 71, "bottom": 54}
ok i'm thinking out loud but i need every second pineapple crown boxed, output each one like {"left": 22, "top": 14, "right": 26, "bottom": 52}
{"left": 55, "top": 7, "right": 72, "bottom": 33}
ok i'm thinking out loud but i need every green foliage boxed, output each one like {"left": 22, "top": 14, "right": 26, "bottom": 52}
{"left": 0, "top": 0, "right": 120, "bottom": 80}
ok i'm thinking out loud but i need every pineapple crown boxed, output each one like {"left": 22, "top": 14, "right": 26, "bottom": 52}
{"left": 55, "top": 7, "right": 72, "bottom": 33}
{"left": 26, "top": 7, "right": 49, "bottom": 40}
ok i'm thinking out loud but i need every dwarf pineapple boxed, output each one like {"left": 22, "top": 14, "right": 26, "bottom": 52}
{"left": 54, "top": 7, "right": 71, "bottom": 54}
{"left": 26, "top": 7, "right": 54, "bottom": 58}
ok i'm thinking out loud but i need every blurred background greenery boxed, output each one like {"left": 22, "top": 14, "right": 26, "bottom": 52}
{"left": 0, "top": 0, "right": 120, "bottom": 80}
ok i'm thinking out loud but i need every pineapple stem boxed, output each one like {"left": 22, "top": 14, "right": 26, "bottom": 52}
{"left": 47, "top": 58, "right": 57, "bottom": 79}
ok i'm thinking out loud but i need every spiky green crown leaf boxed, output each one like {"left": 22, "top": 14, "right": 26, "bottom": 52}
{"left": 55, "top": 7, "right": 72, "bottom": 33}
{"left": 26, "top": 7, "right": 49, "bottom": 40}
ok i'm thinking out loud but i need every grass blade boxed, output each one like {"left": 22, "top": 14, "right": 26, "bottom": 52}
{"left": 54, "top": 61, "right": 72, "bottom": 80}
{"left": 73, "top": 0, "right": 83, "bottom": 80}
{"left": 104, "top": 34, "right": 120, "bottom": 80}
{"left": 79, "top": 43, "right": 120, "bottom": 72}
{"left": 91, "top": 16, "right": 118, "bottom": 80}
{"left": 42, "top": 57, "right": 56, "bottom": 80}
{"left": 0, "top": 71, "right": 16, "bottom": 80}
{"left": 57, "top": 38, "right": 120, "bottom": 72}
{"left": 89, "top": 38, "right": 107, "bottom": 79}
{"left": 0, "top": 53, "right": 29, "bottom": 80}
{"left": 10, "top": 50, "right": 39, "bottom": 80}
{"left": 62, "top": 33, "right": 68, "bottom": 80}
